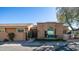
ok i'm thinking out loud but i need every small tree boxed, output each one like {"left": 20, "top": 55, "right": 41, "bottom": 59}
{"left": 8, "top": 32, "right": 15, "bottom": 41}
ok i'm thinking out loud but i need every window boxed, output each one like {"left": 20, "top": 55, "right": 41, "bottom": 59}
{"left": 46, "top": 27, "right": 55, "bottom": 38}
{"left": 47, "top": 27, "right": 55, "bottom": 35}
{"left": 16, "top": 28, "right": 25, "bottom": 32}
{"left": 47, "top": 30, "right": 54, "bottom": 35}
{"left": 0, "top": 28, "right": 5, "bottom": 32}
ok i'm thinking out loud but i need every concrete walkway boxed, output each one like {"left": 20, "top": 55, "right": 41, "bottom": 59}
{"left": 0, "top": 43, "right": 36, "bottom": 51}
{"left": 0, "top": 40, "right": 37, "bottom": 51}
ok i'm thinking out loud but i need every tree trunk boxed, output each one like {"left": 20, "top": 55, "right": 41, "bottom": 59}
{"left": 65, "top": 11, "right": 74, "bottom": 31}
{"left": 66, "top": 19, "right": 74, "bottom": 31}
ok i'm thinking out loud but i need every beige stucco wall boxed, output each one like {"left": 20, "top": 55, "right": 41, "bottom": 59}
{"left": 14, "top": 32, "right": 25, "bottom": 40}
{"left": 37, "top": 22, "right": 68, "bottom": 39}
{"left": 0, "top": 27, "right": 30, "bottom": 41}
{"left": 55, "top": 23, "right": 64, "bottom": 35}
{"left": 0, "top": 32, "right": 26, "bottom": 41}
{"left": 37, "top": 23, "right": 56, "bottom": 38}
{"left": 0, "top": 32, "right": 8, "bottom": 41}
{"left": 5, "top": 28, "right": 16, "bottom": 33}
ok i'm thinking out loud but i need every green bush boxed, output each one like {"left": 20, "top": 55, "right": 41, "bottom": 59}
{"left": 8, "top": 32, "right": 15, "bottom": 41}
{"left": 35, "top": 38, "right": 66, "bottom": 41}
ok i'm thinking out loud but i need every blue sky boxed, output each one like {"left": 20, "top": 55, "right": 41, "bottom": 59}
{"left": 0, "top": 7, "right": 57, "bottom": 24}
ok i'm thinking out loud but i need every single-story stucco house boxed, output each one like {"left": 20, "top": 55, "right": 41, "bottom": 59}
{"left": 0, "top": 22, "right": 68, "bottom": 41}
{"left": 0, "top": 23, "right": 33, "bottom": 41}
{"left": 37, "top": 22, "right": 68, "bottom": 39}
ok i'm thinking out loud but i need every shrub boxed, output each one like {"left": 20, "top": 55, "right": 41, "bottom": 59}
{"left": 3, "top": 38, "right": 9, "bottom": 42}
{"left": 35, "top": 38, "right": 66, "bottom": 41}
{"left": 8, "top": 32, "right": 15, "bottom": 41}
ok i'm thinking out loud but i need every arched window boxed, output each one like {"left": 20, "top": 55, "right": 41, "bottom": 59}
{"left": 46, "top": 27, "right": 55, "bottom": 38}
{"left": 47, "top": 27, "right": 55, "bottom": 35}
